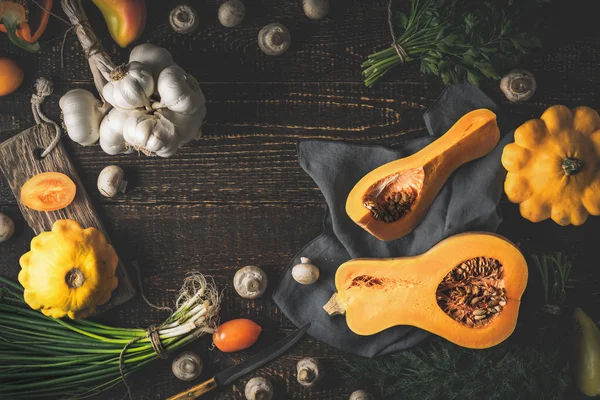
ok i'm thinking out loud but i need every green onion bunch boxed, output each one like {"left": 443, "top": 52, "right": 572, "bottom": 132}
{"left": 0, "top": 274, "right": 221, "bottom": 399}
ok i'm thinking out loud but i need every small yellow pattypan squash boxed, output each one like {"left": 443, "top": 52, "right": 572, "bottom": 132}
{"left": 18, "top": 220, "right": 119, "bottom": 319}
{"left": 502, "top": 105, "right": 600, "bottom": 225}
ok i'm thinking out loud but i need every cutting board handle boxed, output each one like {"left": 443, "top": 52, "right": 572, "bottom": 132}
{"left": 166, "top": 377, "right": 217, "bottom": 400}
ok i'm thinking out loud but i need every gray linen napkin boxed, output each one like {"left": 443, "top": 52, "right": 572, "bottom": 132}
{"left": 273, "top": 84, "right": 516, "bottom": 357}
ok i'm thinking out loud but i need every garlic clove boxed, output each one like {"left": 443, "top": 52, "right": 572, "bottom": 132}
{"left": 245, "top": 377, "right": 274, "bottom": 400}
{"left": 129, "top": 43, "right": 177, "bottom": 81}
{"left": 303, "top": 0, "right": 330, "bottom": 20}
{"left": 234, "top": 266, "right": 268, "bottom": 299}
{"left": 97, "top": 165, "right": 127, "bottom": 198}
{"left": 60, "top": 89, "right": 107, "bottom": 146}
{"left": 170, "top": 5, "right": 199, "bottom": 34}
{"left": 171, "top": 351, "right": 203, "bottom": 381}
{"left": 296, "top": 357, "right": 324, "bottom": 388}
{"left": 292, "top": 257, "right": 320, "bottom": 285}
{"left": 500, "top": 69, "right": 536, "bottom": 103}
{"left": 258, "top": 23, "right": 291, "bottom": 56}
{"left": 0, "top": 212, "right": 15, "bottom": 243}
{"left": 219, "top": 0, "right": 246, "bottom": 28}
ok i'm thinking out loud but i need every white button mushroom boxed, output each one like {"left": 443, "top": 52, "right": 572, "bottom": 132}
{"left": 0, "top": 213, "right": 15, "bottom": 243}
{"left": 500, "top": 69, "right": 536, "bottom": 103}
{"left": 292, "top": 257, "right": 320, "bottom": 285}
{"left": 258, "top": 23, "right": 290, "bottom": 56}
{"left": 97, "top": 166, "right": 128, "bottom": 198}
{"left": 169, "top": 5, "right": 199, "bottom": 34}
{"left": 234, "top": 265, "right": 268, "bottom": 299}
{"left": 218, "top": 0, "right": 246, "bottom": 28}
{"left": 349, "top": 390, "right": 374, "bottom": 400}
{"left": 171, "top": 351, "right": 203, "bottom": 381}
{"left": 245, "top": 376, "right": 274, "bottom": 400}
{"left": 296, "top": 357, "right": 324, "bottom": 388}
{"left": 303, "top": 0, "right": 330, "bottom": 20}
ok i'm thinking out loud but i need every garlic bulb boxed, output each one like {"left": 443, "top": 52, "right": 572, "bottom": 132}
{"left": 60, "top": 89, "right": 107, "bottom": 146}
{"left": 154, "top": 65, "right": 206, "bottom": 115}
{"left": 99, "top": 108, "right": 140, "bottom": 155}
{"left": 123, "top": 113, "right": 179, "bottom": 158}
{"left": 103, "top": 61, "right": 154, "bottom": 110}
{"left": 129, "top": 43, "right": 177, "bottom": 81}
{"left": 161, "top": 108, "right": 204, "bottom": 145}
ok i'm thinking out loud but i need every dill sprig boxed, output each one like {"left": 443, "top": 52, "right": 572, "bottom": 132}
{"left": 362, "top": 0, "right": 550, "bottom": 87}
{"left": 342, "top": 329, "right": 571, "bottom": 400}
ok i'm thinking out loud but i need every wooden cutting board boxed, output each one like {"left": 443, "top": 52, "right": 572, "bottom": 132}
{"left": 0, "top": 124, "right": 135, "bottom": 313}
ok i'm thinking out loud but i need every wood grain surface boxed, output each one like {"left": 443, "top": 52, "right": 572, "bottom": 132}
{"left": 0, "top": 124, "right": 135, "bottom": 313}
{"left": 1, "top": 0, "right": 599, "bottom": 399}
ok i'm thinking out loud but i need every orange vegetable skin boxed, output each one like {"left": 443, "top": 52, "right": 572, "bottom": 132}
{"left": 0, "top": 58, "right": 24, "bottom": 96}
{"left": 21, "top": 172, "right": 77, "bottom": 212}
{"left": 213, "top": 319, "right": 262, "bottom": 352}
{"left": 92, "top": 0, "right": 146, "bottom": 48}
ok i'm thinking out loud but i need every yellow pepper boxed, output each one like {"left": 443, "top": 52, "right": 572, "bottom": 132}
{"left": 573, "top": 307, "right": 600, "bottom": 396}
{"left": 92, "top": 0, "right": 146, "bottom": 48}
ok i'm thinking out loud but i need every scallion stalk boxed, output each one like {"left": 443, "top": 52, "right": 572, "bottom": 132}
{"left": 0, "top": 273, "right": 221, "bottom": 399}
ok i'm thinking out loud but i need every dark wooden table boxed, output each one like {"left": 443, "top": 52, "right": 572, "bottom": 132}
{"left": 1, "top": 1, "right": 600, "bottom": 399}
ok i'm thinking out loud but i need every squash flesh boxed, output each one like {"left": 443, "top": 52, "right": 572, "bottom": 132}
{"left": 347, "top": 109, "right": 500, "bottom": 241}
{"left": 329, "top": 232, "right": 528, "bottom": 349}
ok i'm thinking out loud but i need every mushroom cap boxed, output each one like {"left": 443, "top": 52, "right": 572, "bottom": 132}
{"left": 349, "top": 390, "right": 374, "bottom": 400}
{"left": 296, "top": 357, "right": 324, "bottom": 388}
{"left": 292, "top": 259, "right": 320, "bottom": 285}
{"left": 97, "top": 165, "right": 127, "bottom": 198}
{"left": 169, "top": 5, "right": 199, "bottom": 34}
{"left": 234, "top": 265, "right": 268, "bottom": 299}
{"left": 245, "top": 376, "right": 274, "bottom": 400}
{"left": 218, "top": 0, "right": 246, "bottom": 28}
{"left": 303, "top": 0, "right": 330, "bottom": 20}
{"left": 500, "top": 69, "right": 536, "bottom": 103}
{"left": 171, "top": 351, "right": 203, "bottom": 381}
{"left": 258, "top": 23, "right": 291, "bottom": 56}
{"left": 0, "top": 212, "right": 15, "bottom": 243}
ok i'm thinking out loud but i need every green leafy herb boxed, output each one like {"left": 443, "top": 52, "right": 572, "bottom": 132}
{"left": 362, "top": 0, "right": 550, "bottom": 87}
{"left": 342, "top": 327, "right": 571, "bottom": 400}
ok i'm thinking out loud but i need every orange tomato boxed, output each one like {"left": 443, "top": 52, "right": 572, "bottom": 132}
{"left": 213, "top": 319, "right": 262, "bottom": 352}
{"left": 21, "top": 172, "right": 77, "bottom": 211}
{"left": 0, "top": 58, "right": 24, "bottom": 96}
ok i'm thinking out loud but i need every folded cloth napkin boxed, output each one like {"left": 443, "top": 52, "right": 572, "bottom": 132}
{"left": 273, "top": 83, "right": 516, "bottom": 357}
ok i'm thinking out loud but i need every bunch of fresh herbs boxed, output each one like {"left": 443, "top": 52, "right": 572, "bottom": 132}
{"left": 362, "top": 0, "right": 551, "bottom": 87}
{"left": 342, "top": 327, "right": 571, "bottom": 400}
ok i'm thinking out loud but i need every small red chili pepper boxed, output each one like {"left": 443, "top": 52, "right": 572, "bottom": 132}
{"left": 0, "top": 0, "right": 52, "bottom": 52}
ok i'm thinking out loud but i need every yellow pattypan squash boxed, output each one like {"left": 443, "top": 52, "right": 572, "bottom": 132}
{"left": 18, "top": 219, "right": 119, "bottom": 319}
{"left": 502, "top": 105, "right": 600, "bottom": 226}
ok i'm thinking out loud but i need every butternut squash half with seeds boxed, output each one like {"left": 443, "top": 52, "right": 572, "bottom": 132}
{"left": 346, "top": 109, "right": 500, "bottom": 241}
{"left": 324, "top": 232, "right": 528, "bottom": 349}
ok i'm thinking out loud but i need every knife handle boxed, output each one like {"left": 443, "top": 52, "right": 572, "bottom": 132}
{"left": 166, "top": 377, "right": 218, "bottom": 400}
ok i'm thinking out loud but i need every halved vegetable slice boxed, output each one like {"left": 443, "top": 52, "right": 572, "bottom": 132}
{"left": 21, "top": 172, "right": 77, "bottom": 211}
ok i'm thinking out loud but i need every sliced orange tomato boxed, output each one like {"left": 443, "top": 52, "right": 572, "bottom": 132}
{"left": 21, "top": 172, "right": 77, "bottom": 211}
{"left": 213, "top": 319, "right": 262, "bottom": 352}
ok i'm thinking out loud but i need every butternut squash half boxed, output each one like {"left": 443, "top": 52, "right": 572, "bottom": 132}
{"left": 323, "top": 232, "right": 528, "bottom": 349}
{"left": 346, "top": 109, "right": 500, "bottom": 241}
